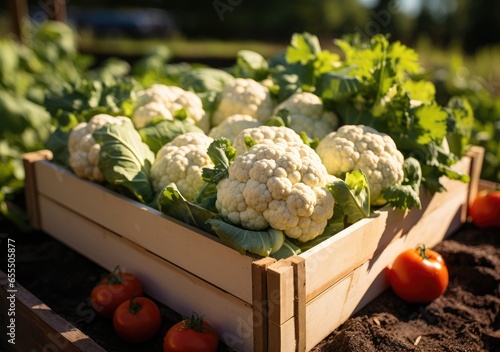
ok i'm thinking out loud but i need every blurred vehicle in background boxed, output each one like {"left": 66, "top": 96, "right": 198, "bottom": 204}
{"left": 65, "top": 6, "right": 178, "bottom": 39}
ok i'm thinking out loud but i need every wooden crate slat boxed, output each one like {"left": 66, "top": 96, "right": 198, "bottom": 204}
{"left": 289, "top": 256, "right": 306, "bottom": 352}
{"left": 33, "top": 158, "right": 255, "bottom": 304}
{"left": 22, "top": 150, "right": 53, "bottom": 229}
{"left": 464, "top": 146, "right": 486, "bottom": 212}
{"left": 268, "top": 318, "right": 296, "bottom": 352}
{"left": 38, "top": 196, "right": 255, "bottom": 352}
{"left": 251, "top": 257, "right": 277, "bottom": 352}
{"left": 0, "top": 271, "right": 106, "bottom": 352}
{"left": 266, "top": 261, "right": 295, "bottom": 326}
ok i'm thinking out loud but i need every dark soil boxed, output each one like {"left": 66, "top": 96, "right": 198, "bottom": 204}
{"left": 1, "top": 221, "right": 499, "bottom": 351}
{"left": 311, "top": 224, "right": 500, "bottom": 352}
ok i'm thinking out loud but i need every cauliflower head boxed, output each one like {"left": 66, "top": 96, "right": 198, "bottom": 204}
{"left": 273, "top": 92, "right": 339, "bottom": 139}
{"left": 232, "top": 125, "right": 305, "bottom": 155}
{"left": 132, "top": 102, "right": 173, "bottom": 129}
{"left": 150, "top": 132, "right": 214, "bottom": 200}
{"left": 211, "top": 78, "right": 273, "bottom": 127}
{"left": 133, "top": 84, "right": 208, "bottom": 132}
{"left": 216, "top": 142, "right": 335, "bottom": 242}
{"left": 208, "top": 114, "right": 262, "bottom": 142}
{"left": 68, "top": 114, "right": 131, "bottom": 182}
{"left": 316, "top": 125, "right": 405, "bottom": 206}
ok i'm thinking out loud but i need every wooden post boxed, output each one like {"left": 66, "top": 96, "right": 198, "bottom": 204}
{"left": 45, "top": 0, "right": 67, "bottom": 22}
{"left": 7, "top": 0, "right": 67, "bottom": 46}
{"left": 7, "top": 0, "right": 29, "bottom": 43}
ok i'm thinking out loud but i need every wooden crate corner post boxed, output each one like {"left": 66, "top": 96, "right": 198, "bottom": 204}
{"left": 22, "top": 150, "right": 53, "bottom": 230}
{"left": 465, "top": 146, "right": 485, "bottom": 212}
{"left": 251, "top": 257, "right": 277, "bottom": 352}
{"left": 266, "top": 256, "right": 307, "bottom": 352}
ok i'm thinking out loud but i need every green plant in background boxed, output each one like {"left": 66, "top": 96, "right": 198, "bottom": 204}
{"left": 0, "top": 21, "right": 92, "bottom": 229}
{"left": 432, "top": 51, "right": 500, "bottom": 183}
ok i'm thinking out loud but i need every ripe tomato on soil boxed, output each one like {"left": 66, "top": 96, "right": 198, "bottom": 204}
{"left": 90, "top": 265, "right": 143, "bottom": 318}
{"left": 113, "top": 296, "right": 162, "bottom": 343}
{"left": 389, "top": 245, "right": 449, "bottom": 303}
{"left": 163, "top": 313, "right": 219, "bottom": 352}
{"left": 469, "top": 189, "right": 500, "bottom": 229}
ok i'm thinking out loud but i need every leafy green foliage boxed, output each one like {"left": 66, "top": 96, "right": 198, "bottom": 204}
{"left": 131, "top": 45, "right": 173, "bottom": 87}
{"left": 43, "top": 76, "right": 139, "bottom": 168}
{"left": 384, "top": 157, "right": 423, "bottom": 210}
{"left": 207, "top": 219, "right": 286, "bottom": 257}
{"left": 0, "top": 92, "right": 52, "bottom": 229}
{"left": 0, "top": 21, "right": 96, "bottom": 228}
{"left": 431, "top": 51, "right": 499, "bottom": 183}
{"left": 264, "top": 109, "right": 292, "bottom": 127}
{"left": 93, "top": 123, "right": 156, "bottom": 204}
{"left": 290, "top": 170, "right": 370, "bottom": 252}
{"left": 139, "top": 119, "right": 204, "bottom": 154}
{"left": 192, "top": 138, "right": 237, "bottom": 212}
{"left": 178, "top": 66, "right": 235, "bottom": 114}
{"left": 44, "top": 77, "right": 137, "bottom": 125}
{"left": 327, "top": 170, "right": 370, "bottom": 227}
{"left": 272, "top": 32, "right": 471, "bottom": 194}
{"left": 268, "top": 32, "right": 341, "bottom": 102}
{"left": 202, "top": 138, "right": 237, "bottom": 185}
{"left": 445, "top": 96, "right": 475, "bottom": 158}
{"left": 158, "top": 184, "right": 298, "bottom": 258}
{"left": 157, "top": 184, "right": 220, "bottom": 235}
{"left": 232, "top": 50, "right": 269, "bottom": 81}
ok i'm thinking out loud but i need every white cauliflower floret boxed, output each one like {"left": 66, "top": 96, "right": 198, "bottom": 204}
{"left": 208, "top": 114, "right": 262, "bottom": 142}
{"left": 68, "top": 114, "right": 130, "bottom": 182}
{"left": 316, "top": 124, "right": 405, "bottom": 206}
{"left": 232, "top": 125, "right": 305, "bottom": 155}
{"left": 133, "top": 84, "right": 208, "bottom": 132}
{"left": 150, "top": 132, "right": 214, "bottom": 200}
{"left": 216, "top": 142, "right": 335, "bottom": 242}
{"left": 273, "top": 92, "right": 339, "bottom": 139}
{"left": 211, "top": 78, "right": 273, "bottom": 127}
{"left": 132, "top": 102, "right": 173, "bottom": 129}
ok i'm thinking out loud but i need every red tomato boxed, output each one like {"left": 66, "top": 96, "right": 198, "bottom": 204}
{"left": 113, "top": 296, "right": 162, "bottom": 343}
{"left": 469, "top": 189, "right": 500, "bottom": 228}
{"left": 90, "top": 266, "right": 143, "bottom": 318}
{"left": 389, "top": 245, "right": 449, "bottom": 303}
{"left": 163, "top": 313, "right": 219, "bottom": 352}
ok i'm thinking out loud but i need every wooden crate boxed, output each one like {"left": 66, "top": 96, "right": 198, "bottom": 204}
{"left": 0, "top": 271, "right": 106, "bottom": 352}
{"left": 21, "top": 146, "right": 484, "bottom": 352}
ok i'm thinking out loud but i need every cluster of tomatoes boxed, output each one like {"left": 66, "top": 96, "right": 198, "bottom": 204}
{"left": 89, "top": 266, "right": 219, "bottom": 351}
{"left": 389, "top": 187, "right": 499, "bottom": 303}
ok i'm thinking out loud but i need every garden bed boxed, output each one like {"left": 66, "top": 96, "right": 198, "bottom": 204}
{"left": 16, "top": 146, "right": 485, "bottom": 351}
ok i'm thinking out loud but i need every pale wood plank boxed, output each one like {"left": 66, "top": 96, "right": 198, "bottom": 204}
{"left": 268, "top": 318, "right": 296, "bottom": 352}
{"left": 465, "top": 146, "right": 486, "bottom": 213}
{"left": 289, "top": 256, "right": 306, "bottom": 352}
{"left": 0, "top": 271, "right": 106, "bottom": 352}
{"left": 22, "top": 150, "right": 53, "bottom": 229}
{"left": 38, "top": 197, "right": 255, "bottom": 352}
{"left": 478, "top": 178, "right": 499, "bottom": 192}
{"left": 251, "top": 257, "right": 276, "bottom": 352}
{"left": 33, "top": 160, "right": 256, "bottom": 304}
{"left": 266, "top": 261, "right": 295, "bottom": 326}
